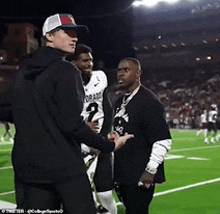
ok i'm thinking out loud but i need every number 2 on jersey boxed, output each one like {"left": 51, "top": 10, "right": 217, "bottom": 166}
{"left": 86, "top": 102, "right": 98, "bottom": 122}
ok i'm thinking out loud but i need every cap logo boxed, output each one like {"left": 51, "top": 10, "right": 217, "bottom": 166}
{"left": 42, "top": 14, "right": 88, "bottom": 36}
{"left": 60, "top": 15, "right": 74, "bottom": 24}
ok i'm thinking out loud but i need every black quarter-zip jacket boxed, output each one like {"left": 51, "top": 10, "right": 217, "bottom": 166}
{"left": 0, "top": 46, "right": 115, "bottom": 182}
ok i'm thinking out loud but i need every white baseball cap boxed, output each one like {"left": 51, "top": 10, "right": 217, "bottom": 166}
{"left": 42, "top": 13, "right": 89, "bottom": 36}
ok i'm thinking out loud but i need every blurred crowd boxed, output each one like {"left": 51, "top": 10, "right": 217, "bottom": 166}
{"left": 141, "top": 65, "right": 220, "bottom": 129}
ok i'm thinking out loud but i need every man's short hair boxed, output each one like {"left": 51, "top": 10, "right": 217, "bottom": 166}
{"left": 119, "top": 57, "right": 141, "bottom": 71}
{"left": 67, "top": 44, "right": 92, "bottom": 61}
{"left": 41, "top": 27, "right": 62, "bottom": 46}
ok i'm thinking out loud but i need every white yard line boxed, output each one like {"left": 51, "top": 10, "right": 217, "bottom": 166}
{"left": 170, "top": 145, "right": 220, "bottom": 153}
{"left": 154, "top": 177, "right": 220, "bottom": 197}
{"left": 0, "top": 191, "right": 15, "bottom": 197}
{"left": 0, "top": 141, "right": 14, "bottom": 146}
{"left": 187, "top": 157, "right": 210, "bottom": 161}
{"left": 165, "top": 154, "right": 185, "bottom": 160}
{"left": 0, "top": 166, "right": 13, "bottom": 170}
{"left": 0, "top": 149, "right": 12, "bottom": 152}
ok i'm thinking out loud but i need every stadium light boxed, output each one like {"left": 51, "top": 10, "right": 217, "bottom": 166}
{"left": 132, "top": 0, "right": 199, "bottom": 8}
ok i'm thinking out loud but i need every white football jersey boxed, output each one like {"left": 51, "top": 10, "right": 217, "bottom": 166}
{"left": 208, "top": 110, "right": 218, "bottom": 123}
{"left": 201, "top": 113, "right": 207, "bottom": 123}
{"left": 81, "top": 70, "right": 107, "bottom": 133}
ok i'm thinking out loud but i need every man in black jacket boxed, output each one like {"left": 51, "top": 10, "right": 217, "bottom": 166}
{"left": 0, "top": 14, "right": 132, "bottom": 213}
{"left": 113, "top": 57, "right": 172, "bottom": 214}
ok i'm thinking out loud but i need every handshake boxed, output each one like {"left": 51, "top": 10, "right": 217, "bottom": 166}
{"left": 86, "top": 121, "right": 134, "bottom": 152}
{"left": 110, "top": 131, "right": 134, "bottom": 151}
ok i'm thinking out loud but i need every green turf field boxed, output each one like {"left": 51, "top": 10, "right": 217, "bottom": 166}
{"left": 0, "top": 126, "right": 220, "bottom": 213}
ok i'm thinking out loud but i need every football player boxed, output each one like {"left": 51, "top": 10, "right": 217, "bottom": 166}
{"left": 68, "top": 44, "right": 117, "bottom": 214}
{"left": 205, "top": 104, "right": 218, "bottom": 144}
{"left": 1, "top": 122, "right": 13, "bottom": 142}
{"left": 196, "top": 109, "right": 208, "bottom": 139}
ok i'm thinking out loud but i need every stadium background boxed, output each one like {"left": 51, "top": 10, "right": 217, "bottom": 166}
{"left": 0, "top": 0, "right": 220, "bottom": 212}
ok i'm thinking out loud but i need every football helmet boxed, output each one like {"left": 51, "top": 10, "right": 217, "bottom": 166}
{"left": 211, "top": 104, "right": 218, "bottom": 111}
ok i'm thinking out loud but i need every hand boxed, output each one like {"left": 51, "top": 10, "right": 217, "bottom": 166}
{"left": 111, "top": 131, "right": 134, "bottom": 151}
{"left": 138, "top": 171, "right": 155, "bottom": 189}
{"left": 86, "top": 121, "right": 99, "bottom": 133}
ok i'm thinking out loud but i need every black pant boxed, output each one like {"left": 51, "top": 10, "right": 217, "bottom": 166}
{"left": 116, "top": 183, "right": 155, "bottom": 214}
{"left": 93, "top": 153, "right": 114, "bottom": 192}
{"left": 15, "top": 173, "right": 96, "bottom": 214}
